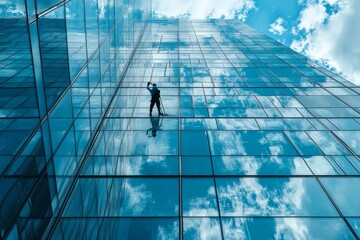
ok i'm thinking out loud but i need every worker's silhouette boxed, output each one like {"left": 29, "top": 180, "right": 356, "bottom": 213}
{"left": 147, "top": 82, "right": 163, "bottom": 116}
{"left": 146, "top": 116, "right": 161, "bottom": 137}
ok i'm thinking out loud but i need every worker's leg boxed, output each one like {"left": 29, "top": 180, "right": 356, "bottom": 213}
{"left": 155, "top": 99, "right": 162, "bottom": 115}
{"left": 150, "top": 99, "right": 155, "bottom": 115}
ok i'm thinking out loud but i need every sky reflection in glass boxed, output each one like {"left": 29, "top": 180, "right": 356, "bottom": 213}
{"left": 1, "top": 6, "right": 360, "bottom": 238}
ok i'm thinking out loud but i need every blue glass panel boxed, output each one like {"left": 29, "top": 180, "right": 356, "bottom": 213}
{"left": 181, "top": 131, "right": 209, "bottom": 155}
{"left": 330, "top": 119, "right": 360, "bottom": 130}
{"left": 0, "top": 130, "right": 30, "bottom": 155}
{"left": 63, "top": 178, "right": 179, "bottom": 217}
{"left": 6, "top": 130, "right": 46, "bottom": 176}
{"left": 330, "top": 156, "right": 359, "bottom": 175}
{"left": 334, "top": 131, "right": 360, "bottom": 155}
{"left": 29, "top": 22, "right": 47, "bottom": 118}
{"left": 0, "top": 178, "right": 37, "bottom": 235}
{"left": 91, "top": 130, "right": 178, "bottom": 155}
{"left": 0, "top": 156, "right": 11, "bottom": 175}
{"left": 217, "top": 118, "right": 259, "bottom": 130}
{"left": 326, "top": 87, "right": 356, "bottom": 95}
{"left": 208, "top": 131, "right": 298, "bottom": 156}
{"left": 82, "top": 156, "right": 178, "bottom": 176}
{"left": 182, "top": 156, "right": 213, "bottom": 175}
{"left": 309, "top": 107, "right": 360, "bottom": 118}
{"left": 36, "top": 0, "right": 62, "bottom": 14}
{"left": 182, "top": 178, "right": 218, "bottom": 216}
{"left": 304, "top": 156, "right": 341, "bottom": 175}
{"left": 52, "top": 218, "right": 179, "bottom": 239}
{"left": 346, "top": 156, "right": 360, "bottom": 173}
{"left": 214, "top": 156, "right": 312, "bottom": 175}
{"left": 216, "top": 178, "right": 338, "bottom": 216}
{"left": 222, "top": 218, "right": 355, "bottom": 239}
{"left": 296, "top": 96, "right": 348, "bottom": 108}
{"left": 65, "top": 0, "right": 87, "bottom": 80}
{"left": 207, "top": 96, "right": 261, "bottom": 108}
{"left": 102, "top": 118, "right": 178, "bottom": 131}
{"left": 84, "top": 0, "right": 99, "bottom": 54}
{"left": 98, "top": 0, "right": 109, "bottom": 40}
{"left": 257, "top": 119, "right": 288, "bottom": 130}
{"left": 26, "top": 0, "right": 36, "bottom": 19}
{"left": 38, "top": 5, "right": 70, "bottom": 110}
{"left": 270, "top": 68, "right": 302, "bottom": 77}
{"left": 321, "top": 178, "right": 360, "bottom": 217}
{"left": 183, "top": 218, "right": 221, "bottom": 240}
{"left": 49, "top": 91, "right": 74, "bottom": 150}
{"left": 348, "top": 218, "right": 360, "bottom": 238}
{"left": 307, "top": 131, "right": 350, "bottom": 155}
{"left": 339, "top": 96, "right": 360, "bottom": 108}
{"left": 285, "top": 131, "right": 323, "bottom": 155}
{"left": 53, "top": 126, "right": 77, "bottom": 168}
{"left": 181, "top": 119, "right": 217, "bottom": 130}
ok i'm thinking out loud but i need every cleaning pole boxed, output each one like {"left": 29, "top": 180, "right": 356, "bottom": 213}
{"left": 160, "top": 97, "right": 166, "bottom": 115}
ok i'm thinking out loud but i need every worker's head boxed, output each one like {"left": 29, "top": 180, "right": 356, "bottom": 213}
{"left": 153, "top": 83, "right": 157, "bottom": 87}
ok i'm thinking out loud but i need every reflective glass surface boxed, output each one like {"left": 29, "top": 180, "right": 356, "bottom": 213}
{"left": 222, "top": 218, "right": 355, "bottom": 239}
{"left": 183, "top": 218, "right": 222, "bottom": 240}
{"left": 63, "top": 178, "right": 179, "bottom": 217}
{"left": 182, "top": 178, "right": 218, "bottom": 216}
{"left": 1, "top": 7, "right": 359, "bottom": 238}
{"left": 216, "top": 177, "right": 338, "bottom": 217}
{"left": 321, "top": 178, "right": 360, "bottom": 217}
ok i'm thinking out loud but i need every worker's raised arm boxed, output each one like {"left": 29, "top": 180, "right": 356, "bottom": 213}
{"left": 146, "top": 82, "right": 152, "bottom": 92}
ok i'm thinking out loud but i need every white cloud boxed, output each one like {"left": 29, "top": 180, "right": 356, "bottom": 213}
{"left": 219, "top": 156, "right": 260, "bottom": 174}
{"left": 183, "top": 187, "right": 219, "bottom": 216}
{"left": 323, "top": 0, "right": 344, "bottom": 5}
{"left": 275, "top": 218, "right": 309, "bottom": 239}
{"left": 217, "top": 177, "right": 307, "bottom": 216}
{"left": 97, "top": 0, "right": 108, "bottom": 18}
{"left": 291, "top": 0, "right": 360, "bottom": 85}
{"left": 298, "top": 3, "right": 327, "bottom": 32}
{"left": 269, "top": 18, "right": 287, "bottom": 35}
{"left": 183, "top": 218, "right": 222, "bottom": 239}
{"left": 222, "top": 218, "right": 247, "bottom": 239}
{"left": 157, "top": 221, "right": 179, "bottom": 240}
{"left": 123, "top": 181, "right": 153, "bottom": 214}
{"left": 0, "top": 1, "right": 26, "bottom": 17}
{"left": 152, "top": 0, "right": 256, "bottom": 20}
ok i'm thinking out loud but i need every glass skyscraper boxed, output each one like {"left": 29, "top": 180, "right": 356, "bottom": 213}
{"left": 1, "top": 1, "right": 360, "bottom": 239}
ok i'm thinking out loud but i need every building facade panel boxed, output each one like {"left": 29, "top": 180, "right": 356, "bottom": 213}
{"left": 0, "top": 0, "right": 151, "bottom": 238}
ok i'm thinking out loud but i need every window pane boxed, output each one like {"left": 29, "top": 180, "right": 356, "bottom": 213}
{"left": 182, "top": 178, "right": 218, "bottom": 216}
{"left": 181, "top": 131, "right": 210, "bottom": 155}
{"left": 321, "top": 178, "right": 360, "bottom": 217}
{"left": 222, "top": 218, "right": 355, "bottom": 239}
{"left": 183, "top": 218, "right": 221, "bottom": 240}
{"left": 53, "top": 218, "right": 179, "bottom": 239}
{"left": 63, "top": 178, "right": 179, "bottom": 216}
{"left": 208, "top": 131, "right": 298, "bottom": 156}
{"left": 182, "top": 156, "right": 212, "bottom": 175}
{"left": 216, "top": 178, "right": 338, "bottom": 216}
{"left": 334, "top": 131, "right": 360, "bottom": 155}
{"left": 213, "top": 156, "right": 312, "bottom": 175}
{"left": 81, "top": 156, "right": 178, "bottom": 176}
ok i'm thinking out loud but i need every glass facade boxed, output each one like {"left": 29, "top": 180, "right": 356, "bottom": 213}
{"left": 1, "top": 3, "right": 360, "bottom": 239}
{"left": 0, "top": 0, "right": 151, "bottom": 238}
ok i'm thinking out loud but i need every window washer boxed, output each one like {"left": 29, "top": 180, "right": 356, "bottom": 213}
{"left": 147, "top": 82, "right": 163, "bottom": 116}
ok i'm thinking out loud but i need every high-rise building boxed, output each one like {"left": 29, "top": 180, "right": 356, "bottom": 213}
{"left": 1, "top": 1, "right": 360, "bottom": 239}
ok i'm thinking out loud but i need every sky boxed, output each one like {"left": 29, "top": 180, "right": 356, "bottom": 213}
{"left": 152, "top": 0, "right": 360, "bottom": 86}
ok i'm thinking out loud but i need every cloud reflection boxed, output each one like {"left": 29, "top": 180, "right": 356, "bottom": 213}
{"left": 218, "top": 176, "right": 338, "bottom": 218}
